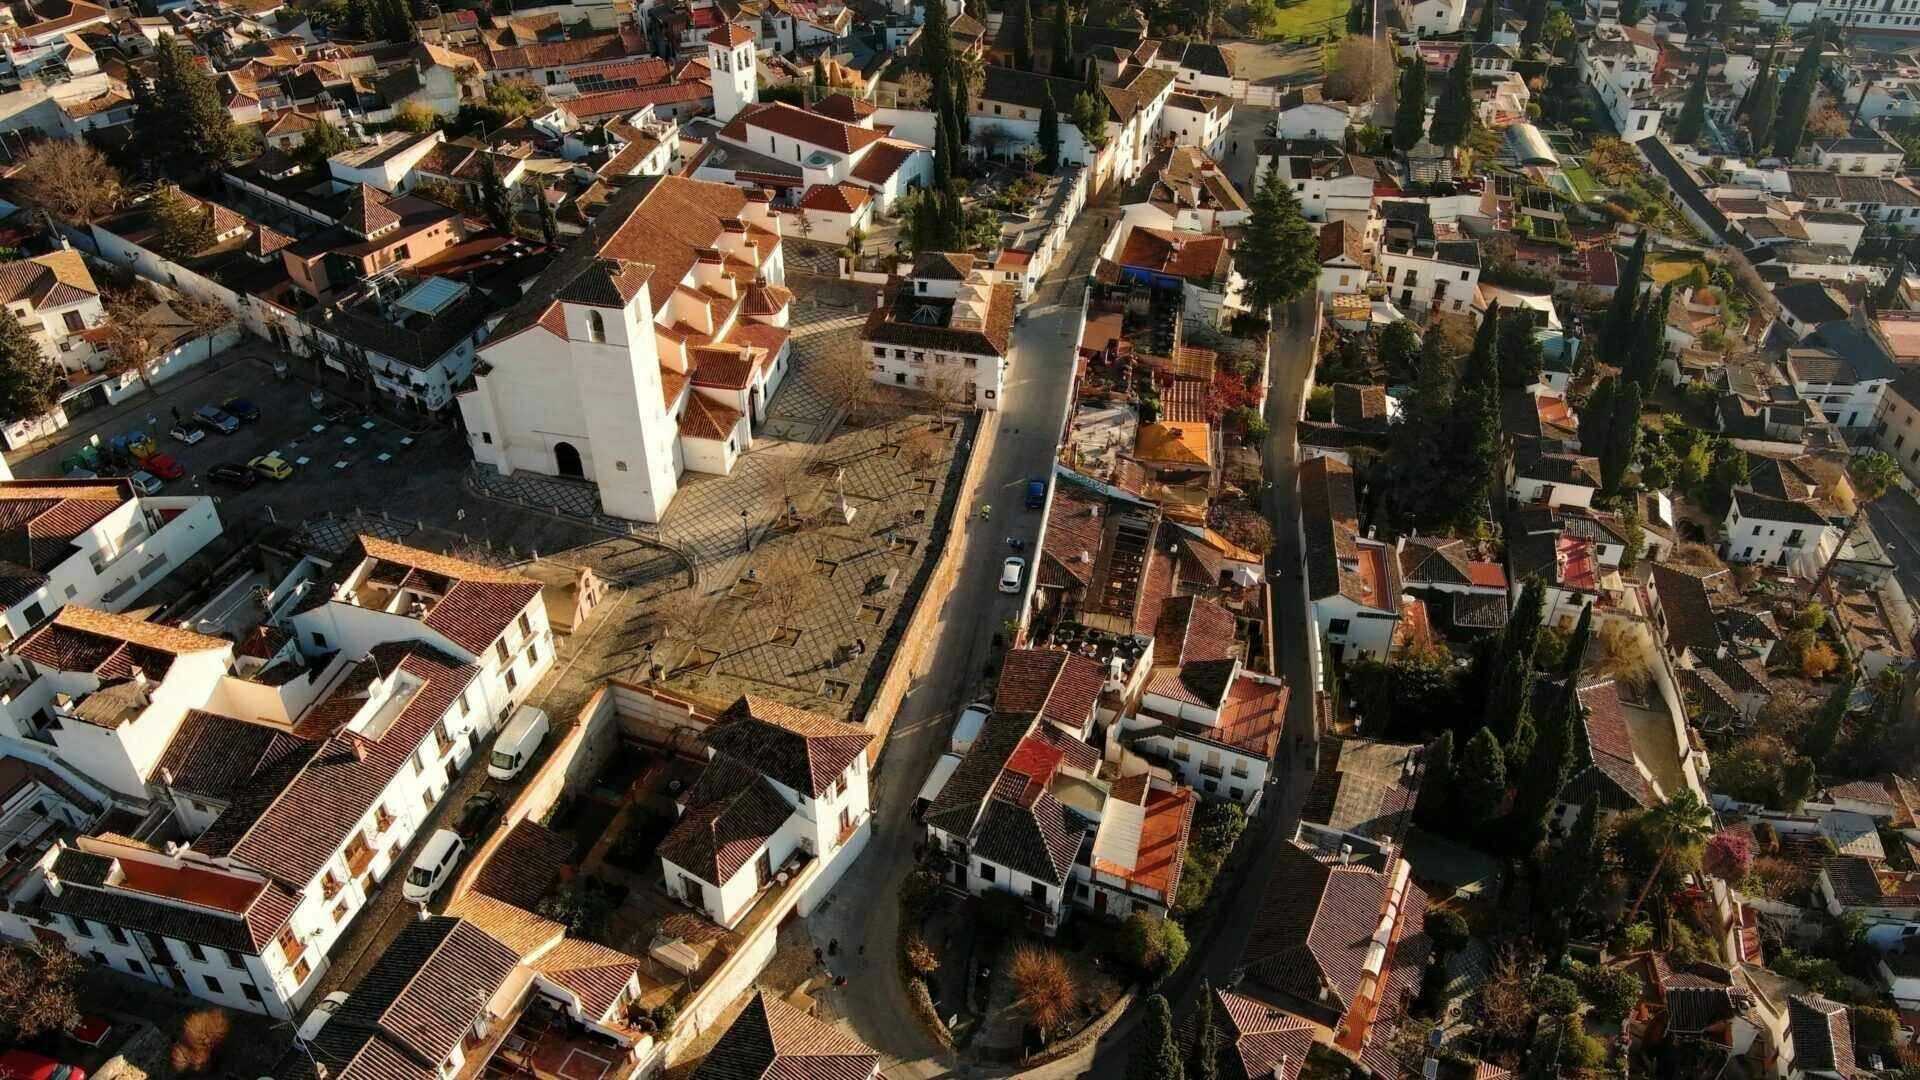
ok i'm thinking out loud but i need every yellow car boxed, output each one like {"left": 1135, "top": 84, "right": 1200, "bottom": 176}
{"left": 248, "top": 453, "right": 293, "bottom": 481}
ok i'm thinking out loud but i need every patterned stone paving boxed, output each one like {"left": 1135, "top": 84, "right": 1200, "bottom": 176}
{"left": 297, "top": 511, "right": 417, "bottom": 555}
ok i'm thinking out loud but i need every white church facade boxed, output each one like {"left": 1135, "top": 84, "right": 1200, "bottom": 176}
{"left": 456, "top": 28, "right": 795, "bottom": 524}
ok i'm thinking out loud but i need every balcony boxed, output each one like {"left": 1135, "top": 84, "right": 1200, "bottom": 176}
{"left": 1198, "top": 762, "right": 1225, "bottom": 778}
{"left": 343, "top": 840, "right": 375, "bottom": 878}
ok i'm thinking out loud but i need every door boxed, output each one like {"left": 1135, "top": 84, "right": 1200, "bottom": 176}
{"left": 755, "top": 849, "right": 773, "bottom": 888}
{"left": 553, "top": 441, "right": 584, "bottom": 479}
{"left": 1094, "top": 889, "right": 1108, "bottom": 914}
{"left": 953, "top": 861, "right": 967, "bottom": 887}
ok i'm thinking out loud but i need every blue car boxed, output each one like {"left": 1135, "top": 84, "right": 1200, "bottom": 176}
{"left": 221, "top": 397, "right": 261, "bottom": 423}
{"left": 193, "top": 404, "right": 239, "bottom": 434}
{"left": 1025, "top": 479, "right": 1046, "bottom": 509}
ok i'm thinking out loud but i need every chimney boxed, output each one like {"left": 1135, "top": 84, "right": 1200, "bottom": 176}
{"left": 349, "top": 736, "right": 367, "bottom": 763}
{"left": 44, "top": 871, "right": 60, "bottom": 896}
{"left": 131, "top": 668, "right": 150, "bottom": 705}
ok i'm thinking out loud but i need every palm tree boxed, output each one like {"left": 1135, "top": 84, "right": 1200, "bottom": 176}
{"left": 1807, "top": 450, "right": 1901, "bottom": 612}
{"left": 1623, "top": 789, "right": 1713, "bottom": 927}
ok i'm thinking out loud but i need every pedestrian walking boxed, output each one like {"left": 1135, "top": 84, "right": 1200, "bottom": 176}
{"left": 814, "top": 947, "right": 824, "bottom": 966}
{"left": 828, "top": 938, "right": 839, "bottom": 957}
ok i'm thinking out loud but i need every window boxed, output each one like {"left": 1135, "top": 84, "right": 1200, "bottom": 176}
{"left": 505, "top": 668, "right": 518, "bottom": 692}
{"left": 1328, "top": 618, "right": 1351, "bottom": 636}
{"left": 518, "top": 612, "right": 532, "bottom": 638}
{"left": 242, "top": 982, "right": 261, "bottom": 1002}
{"left": 293, "top": 957, "right": 312, "bottom": 982}
{"left": 203, "top": 975, "right": 221, "bottom": 995}
{"left": 978, "top": 863, "right": 995, "bottom": 883}
{"left": 1030, "top": 881, "right": 1048, "bottom": 905}
{"left": 187, "top": 941, "right": 207, "bottom": 962}
{"left": 496, "top": 639, "right": 510, "bottom": 664}
{"left": 586, "top": 310, "right": 606, "bottom": 342}
{"left": 62, "top": 310, "right": 84, "bottom": 332}
{"left": 107, "top": 924, "right": 127, "bottom": 945}
{"left": 311, "top": 631, "right": 327, "bottom": 649}
{"left": 527, "top": 640, "right": 539, "bottom": 665}
{"left": 481, "top": 432, "right": 493, "bottom": 444}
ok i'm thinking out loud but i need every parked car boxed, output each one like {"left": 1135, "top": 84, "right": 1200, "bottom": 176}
{"left": 248, "top": 453, "right": 292, "bottom": 480}
{"left": 142, "top": 453, "right": 185, "bottom": 481}
{"left": 319, "top": 400, "right": 356, "bottom": 424}
{"left": 221, "top": 397, "right": 260, "bottom": 422}
{"left": 193, "top": 404, "right": 239, "bottom": 434}
{"left": 0, "top": 1050, "right": 87, "bottom": 1080}
{"left": 488, "top": 707, "right": 550, "bottom": 780}
{"left": 112, "top": 431, "right": 156, "bottom": 459}
{"left": 1026, "top": 478, "right": 1046, "bottom": 509}
{"left": 456, "top": 791, "right": 500, "bottom": 839}
{"left": 168, "top": 422, "right": 205, "bottom": 445}
{"left": 999, "top": 556, "right": 1024, "bottom": 593}
{"left": 296, "top": 991, "right": 349, "bottom": 1043}
{"left": 403, "top": 829, "right": 465, "bottom": 902}
{"left": 127, "top": 471, "right": 162, "bottom": 495}
{"left": 207, "top": 462, "right": 258, "bottom": 489}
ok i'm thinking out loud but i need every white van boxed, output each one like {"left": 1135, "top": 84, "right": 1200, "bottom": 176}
{"left": 487, "top": 706, "right": 550, "bottom": 780}
{"left": 403, "top": 829, "right": 464, "bottom": 902}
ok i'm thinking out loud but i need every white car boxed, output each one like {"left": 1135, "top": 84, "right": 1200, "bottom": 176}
{"left": 999, "top": 556, "right": 1024, "bottom": 594}
{"left": 297, "top": 991, "right": 349, "bottom": 1042}
{"left": 128, "top": 470, "right": 162, "bottom": 496}
{"left": 168, "top": 422, "right": 205, "bottom": 445}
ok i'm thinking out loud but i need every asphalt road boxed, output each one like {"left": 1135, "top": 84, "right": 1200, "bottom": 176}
{"left": 801, "top": 205, "right": 1115, "bottom": 1079}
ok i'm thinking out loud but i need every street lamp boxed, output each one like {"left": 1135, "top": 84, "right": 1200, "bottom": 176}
{"left": 741, "top": 509, "right": 751, "bottom": 551}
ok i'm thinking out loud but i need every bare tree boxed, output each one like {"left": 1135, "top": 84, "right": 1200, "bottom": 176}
{"left": 170, "top": 1008, "right": 231, "bottom": 1074}
{"left": 900, "top": 426, "right": 946, "bottom": 475}
{"left": 642, "top": 586, "right": 710, "bottom": 677}
{"left": 755, "top": 545, "right": 830, "bottom": 627}
{"left": 758, "top": 453, "right": 819, "bottom": 530}
{"left": 1325, "top": 37, "right": 1397, "bottom": 105}
{"left": 97, "top": 289, "right": 169, "bottom": 394}
{"left": 894, "top": 70, "right": 932, "bottom": 108}
{"left": 172, "top": 293, "right": 232, "bottom": 365}
{"left": 16, "top": 139, "right": 126, "bottom": 224}
{"left": 0, "top": 941, "right": 81, "bottom": 1043}
{"left": 814, "top": 330, "right": 887, "bottom": 429}
{"left": 924, "top": 369, "right": 973, "bottom": 424}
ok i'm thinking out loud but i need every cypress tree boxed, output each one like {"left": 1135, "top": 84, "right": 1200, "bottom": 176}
{"left": 1417, "top": 730, "right": 1455, "bottom": 829}
{"left": 1238, "top": 166, "right": 1322, "bottom": 310}
{"left": 1619, "top": 0, "right": 1642, "bottom": 23}
{"left": 1498, "top": 311, "right": 1543, "bottom": 388}
{"left": 1428, "top": 51, "right": 1473, "bottom": 148}
{"left": 1039, "top": 84, "right": 1061, "bottom": 171}
{"left": 1601, "top": 381, "right": 1643, "bottom": 492}
{"left": 1519, "top": 0, "right": 1547, "bottom": 50}
{"left": 1673, "top": 51, "right": 1711, "bottom": 143}
{"left": 1392, "top": 59, "right": 1428, "bottom": 152}
{"left": 1543, "top": 800, "right": 1603, "bottom": 917}
{"left": 1475, "top": 0, "right": 1498, "bottom": 40}
{"left": 1052, "top": 0, "right": 1073, "bottom": 76}
{"left": 477, "top": 152, "right": 512, "bottom": 232}
{"left": 1459, "top": 727, "right": 1510, "bottom": 830}
{"left": 1463, "top": 302, "right": 1501, "bottom": 392}
{"left": 1128, "top": 996, "right": 1183, "bottom": 1080}
{"left": 1014, "top": 0, "right": 1034, "bottom": 71}
{"left": 1747, "top": 47, "right": 1779, "bottom": 153}
{"left": 1802, "top": 668, "right": 1856, "bottom": 767}
{"left": 1600, "top": 230, "right": 1648, "bottom": 365}
{"left": 1514, "top": 603, "right": 1594, "bottom": 847}
{"left": 1579, "top": 376, "right": 1618, "bottom": 461}
{"left": 536, "top": 184, "right": 559, "bottom": 247}
{"left": 1772, "top": 26, "right": 1826, "bottom": 160}
{"left": 1189, "top": 984, "right": 1221, "bottom": 1080}
{"left": 1485, "top": 580, "right": 1546, "bottom": 744}
{"left": 1683, "top": 0, "right": 1707, "bottom": 36}
{"left": 1714, "top": 0, "right": 1747, "bottom": 39}
{"left": 346, "top": 0, "right": 372, "bottom": 38}
{"left": 1625, "top": 282, "right": 1673, "bottom": 392}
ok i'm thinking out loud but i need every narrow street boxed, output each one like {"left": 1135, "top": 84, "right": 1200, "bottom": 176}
{"left": 799, "top": 205, "right": 1114, "bottom": 1079}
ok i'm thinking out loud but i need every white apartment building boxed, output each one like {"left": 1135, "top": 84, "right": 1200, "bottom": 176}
{"left": 1725, "top": 489, "right": 1843, "bottom": 579}
{"left": 1159, "top": 91, "right": 1232, "bottom": 160}
{"left": 1299, "top": 455, "right": 1402, "bottom": 661}
{"left": 0, "top": 479, "right": 223, "bottom": 641}
{"left": 285, "top": 534, "right": 551, "bottom": 730}
{"left": 460, "top": 175, "right": 793, "bottom": 523}
{"left": 659, "top": 697, "right": 872, "bottom": 928}
{"left": 1375, "top": 203, "right": 1481, "bottom": 317}
{"left": 1396, "top": 0, "right": 1467, "bottom": 35}
{"left": 1120, "top": 654, "right": 1288, "bottom": 807}
{"left": 862, "top": 253, "right": 1014, "bottom": 410}
{"left": 0, "top": 249, "right": 107, "bottom": 381}
{"left": 1583, "top": 27, "right": 1666, "bottom": 141}
{"left": 1811, "top": 136, "right": 1905, "bottom": 176}
{"left": 923, "top": 710, "right": 1198, "bottom": 929}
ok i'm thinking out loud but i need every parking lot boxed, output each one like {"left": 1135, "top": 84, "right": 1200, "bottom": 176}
{"left": 9, "top": 350, "right": 600, "bottom": 560}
